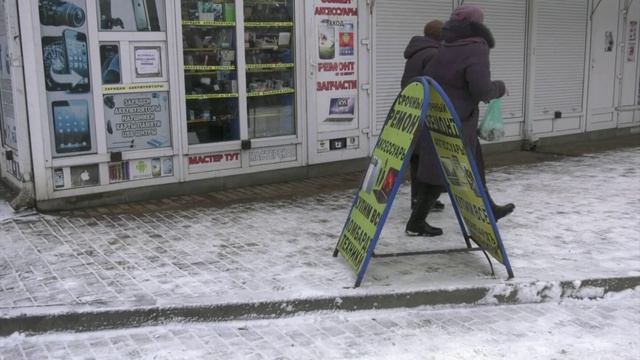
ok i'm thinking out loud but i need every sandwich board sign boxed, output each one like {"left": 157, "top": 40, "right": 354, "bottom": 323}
{"left": 334, "top": 77, "right": 513, "bottom": 287}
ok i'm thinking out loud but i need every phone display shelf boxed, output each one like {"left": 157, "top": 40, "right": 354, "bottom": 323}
{"left": 186, "top": 93, "right": 239, "bottom": 100}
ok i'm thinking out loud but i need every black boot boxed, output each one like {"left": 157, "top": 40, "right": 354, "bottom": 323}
{"left": 405, "top": 185, "right": 443, "bottom": 236}
{"left": 488, "top": 193, "right": 515, "bottom": 221}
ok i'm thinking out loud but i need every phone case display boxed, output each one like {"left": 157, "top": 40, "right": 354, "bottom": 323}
{"left": 181, "top": 0, "right": 239, "bottom": 144}
{"left": 39, "top": 0, "right": 96, "bottom": 157}
{"left": 109, "top": 156, "right": 172, "bottom": 183}
{"left": 98, "top": 0, "right": 166, "bottom": 32}
{"left": 244, "top": 0, "right": 295, "bottom": 139}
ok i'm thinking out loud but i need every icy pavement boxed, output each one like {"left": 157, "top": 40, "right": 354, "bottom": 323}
{"left": 0, "top": 148, "right": 639, "bottom": 316}
{"left": 1, "top": 288, "right": 638, "bottom": 359}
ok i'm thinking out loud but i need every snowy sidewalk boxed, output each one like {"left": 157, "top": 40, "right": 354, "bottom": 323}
{"left": 2, "top": 289, "right": 638, "bottom": 359}
{"left": 0, "top": 148, "right": 639, "bottom": 333}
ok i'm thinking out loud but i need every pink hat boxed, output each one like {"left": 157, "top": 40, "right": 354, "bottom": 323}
{"left": 450, "top": 5, "right": 484, "bottom": 23}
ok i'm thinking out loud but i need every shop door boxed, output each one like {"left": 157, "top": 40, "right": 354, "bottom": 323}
{"left": 305, "top": 0, "right": 370, "bottom": 165}
{"left": 587, "top": 1, "right": 622, "bottom": 131}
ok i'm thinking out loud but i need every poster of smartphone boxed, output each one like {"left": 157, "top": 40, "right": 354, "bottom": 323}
{"left": 41, "top": 30, "right": 90, "bottom": 93}
{"left": 52, "top": 100, "right": 91, "bottom": 153}
{"left": 98, "top": 0, "right": 166, "bottom": 32}
{"left": 63, "top": 29, "right": 90, "bottom": 92}
{"left": 100, "top": 44, "right": 121, "bottom": 84}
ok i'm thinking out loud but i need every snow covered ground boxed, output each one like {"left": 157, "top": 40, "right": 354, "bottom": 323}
{"left": 0, "top": 148, "right": 638, "bottom": 315}
{"left": 1, "top": 288, "right": 638, "bottom": 359}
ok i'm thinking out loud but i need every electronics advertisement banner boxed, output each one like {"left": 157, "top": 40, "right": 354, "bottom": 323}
{"left": 39, "top": 0, "right": 96, "bottom": 157}
{"left": 0, "top": 0, "right": 17, "bottom": 151}
{"left": 97, "top": 0, "right": 166, "bottom": 32}
{"left": 103, "top": 91, "right": 171, "bottom": 151}
{"left": 425, "top": 83, "right": 507, "bottom": 266}
{"left": 314, "top": 0, "right": 358, "bottom": 134}
{"left": 336, "top": 82, "right": 424, "bottom": 274}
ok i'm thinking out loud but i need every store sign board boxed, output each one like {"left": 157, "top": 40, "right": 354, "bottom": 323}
{"left": 39, "top": 0, "right": 96, "bottom": 157}
{"left": 335, "top": 81, "right": 426, "bottom": 282}
{"left": 314, "top": 0, "right": 358, "bottom": 134}
{"left": 104, "top": 91, "right": 171, "bottom": 151}
{"left": 425, "top": 81, "right": 511, "bottom": 268}
{"left": 188, "top": 151, "right": 241, "bottom": 174}
{"left": 249, "top": 145, "right": 297, "bottom": 166}
{"left": 335, "top": 78, "right": 513, "bottom": 287}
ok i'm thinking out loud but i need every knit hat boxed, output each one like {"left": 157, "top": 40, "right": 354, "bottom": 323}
{"left": 450, "top": 5, "right": 484, "bottom": 23}
{"left": 423, "top": 20, "right": 444, "bottom": 41}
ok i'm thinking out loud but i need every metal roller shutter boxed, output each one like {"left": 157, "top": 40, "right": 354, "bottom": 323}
{"left": 373, "top": 0, "right": 453, "bottom": 135}
{"left": 532, "top": 0, "right": 589, "bottom": 118}
{"left": 465, "top": 0, "right": 527, "bottom": 122}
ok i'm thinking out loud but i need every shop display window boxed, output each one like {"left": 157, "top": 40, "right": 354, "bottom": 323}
{"left": 98, "top": 0, "right": 167, "bottom": 32}
{"left": 244, "top": 0, "right": 295, "bottom": 138}
{"left": 181, "top": 0, "right": 239, "bottom": 144}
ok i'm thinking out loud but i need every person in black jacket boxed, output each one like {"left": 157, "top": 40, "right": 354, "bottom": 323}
{"left": 401, "top": 20, "right": 445, "bottom": 213}
{"left": 407, "top": 5, "right": 514, "bottom": 237}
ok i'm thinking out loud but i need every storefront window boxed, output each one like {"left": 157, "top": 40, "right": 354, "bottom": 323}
{"left": 244, "top": 0, "right": 295, "bottom": 138}
{"left": 181, "top": 0, "right": 239, "bottom": 145}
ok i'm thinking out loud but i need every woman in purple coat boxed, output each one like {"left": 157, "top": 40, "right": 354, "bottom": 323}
{"left": 406, "top": 5, "right": 514, "bottom": 237}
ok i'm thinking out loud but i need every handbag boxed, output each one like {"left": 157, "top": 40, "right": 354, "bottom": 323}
{"left": 478, "top": 98, "right": 505, "bottom": 141}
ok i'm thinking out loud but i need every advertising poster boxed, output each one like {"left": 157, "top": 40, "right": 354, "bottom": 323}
{"left": 97, "top": 0, "right": 166, "bottom": 32}
{"left": 104, "top": 91, "right": 171, "bottom": 151}
{"left": 627, "top": 20, "right": 637, "bottom": 62}
{"left": 39, "top": 0, "right": 96, "bottom": 157}
{"left": 0, "top": 0, "right": 17, "bottom": 150}
{"left": 335, "top": 81, "right": 425, "bottom": 281}
{"left": 70, "top": 164, "right": 99, "bottom": 187}
{"left": 425, "top": 80, "right": 511, "bottom": 272}
{"left": 314, "top": 0, "right": 358, "bottom": 134}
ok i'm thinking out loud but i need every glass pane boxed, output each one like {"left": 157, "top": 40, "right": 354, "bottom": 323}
{"left": 181, "top": 0, "right": 239, "bottom": 144}
{"left": 244, "top": 0, "right": 295, "bottom": 139}
{"left": 98, "top": 0, "right": 167, "bottom": 32}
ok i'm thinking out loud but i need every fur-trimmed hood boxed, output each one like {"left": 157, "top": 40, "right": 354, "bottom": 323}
{"left": 441, "top": 20, "right": 495, "bottom": 49}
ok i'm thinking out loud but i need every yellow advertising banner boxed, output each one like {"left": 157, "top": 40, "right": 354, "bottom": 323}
{"left": 426, "top": 86, "right": 504, "bottom": 263}
{"left": 335, "top": 77, "right": 513, "bottom": 287}
{"left": 335, "top": 81, "right": 426, "bottom": 278}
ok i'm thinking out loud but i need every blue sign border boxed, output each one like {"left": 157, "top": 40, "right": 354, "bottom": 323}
{"left": 424, "top": 77, "right": 514, "bottom": 278}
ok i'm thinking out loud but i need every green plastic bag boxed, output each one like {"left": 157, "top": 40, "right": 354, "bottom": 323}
{"left": 478, "top": 98, "right": 505, "bottom": 141}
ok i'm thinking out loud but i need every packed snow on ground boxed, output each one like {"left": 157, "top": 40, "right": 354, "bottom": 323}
{"left": 0, "top": 200, "right": 14, "bottom": 221}
{"left": 0, "top": 148, "right": 638, "bottom": 312}
{"left": 2, "top": 288, "right": 638, "bottom": 359}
